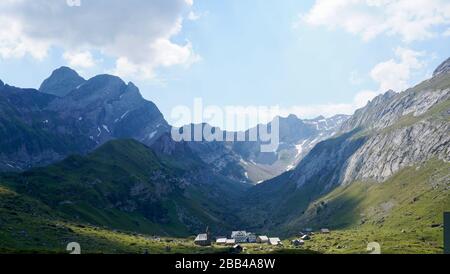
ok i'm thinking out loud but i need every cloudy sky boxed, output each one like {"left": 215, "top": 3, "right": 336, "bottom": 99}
{"left": 0, "top": 0, "right": 449, "bottom": 129}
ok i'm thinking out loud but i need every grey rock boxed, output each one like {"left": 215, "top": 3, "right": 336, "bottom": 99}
{"left": 433, "top": 57, "right": 450, "bottom": 77}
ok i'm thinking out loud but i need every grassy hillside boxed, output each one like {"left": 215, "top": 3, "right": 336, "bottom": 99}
{"left": 0, "top": 183, "right": 222, "bottom": 254}
{"left": 283, "top": 159, "right": 449, "bottom": 254}
{"left": 0, "top": 183, "right": 317, "bottom": 254}
{"left": 0, "top": 139, "right": 246, "bottom": 239}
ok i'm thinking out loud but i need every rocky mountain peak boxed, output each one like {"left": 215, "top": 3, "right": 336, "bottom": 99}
{"left": 433, "top": 57, "right": 450, "bottom": 77}
{"left": 39, "top": 66, "right": 86, "bottom": 97}
{"left": 370, "top": 90, "right": 397, "bottom": 105}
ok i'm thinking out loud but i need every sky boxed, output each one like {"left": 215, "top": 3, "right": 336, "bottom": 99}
{"left": 0, "top": 0, "right": 449, "bottom": 130}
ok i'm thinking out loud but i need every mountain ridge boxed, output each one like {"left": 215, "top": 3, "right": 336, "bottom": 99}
{"left": 239, "top": 59, "right": 450, "bottom": 234}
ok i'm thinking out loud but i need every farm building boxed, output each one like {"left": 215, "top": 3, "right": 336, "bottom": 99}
{"left": 321, "top": 228, "right": 330, "bottom": 234}
{"left": 301, "top": 235, "right": 311, "bottom": 240}
{"left": 231, "top": 231, "right": 248, "bottom": 243}
{"left": 226, "top": 239, "right": 236, "bottom": 246}
{"left": 194, "top": 233, "right": 211, "bottom": 246}
{"left": 216, "top": 238, "right": 227, "bottom": 245}
{"left": 269, "top": 238, "right": 282, "bottom": 246}
{"left": 257, "top": 236, "right": 269, "bottom": 243}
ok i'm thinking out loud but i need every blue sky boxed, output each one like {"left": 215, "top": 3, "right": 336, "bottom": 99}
{"left": 0, "top": 0, "right": 449, "bottom": 129}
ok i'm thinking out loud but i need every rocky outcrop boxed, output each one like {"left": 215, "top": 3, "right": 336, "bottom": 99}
{"left": 336, "top": 73, "right": 450, "bottom": 184}
{"left": 433, "top": 57, "right": 450, "bottom": 77}
{"left": 341, "top": 118, "right": 449, "bottom": 184}
{"left": 295, "top": 83, "right": 449, "bottom": 188}
{"left": 340, "top": 87, "right": 448, "bottom": 132}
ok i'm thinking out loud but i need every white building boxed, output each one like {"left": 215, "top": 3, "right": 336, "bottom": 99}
{"left": 269, "top": 237, "right": 282, "bottom": 246}
{"left": 257, "top": 236, "right": 269, "bottom": 243}
{"left": 216, "top": 238, "right": 227, "bottom": 245}
{"left": 194, "top": 233, "right": 211, "bottom": 246}
{"left": 231, "top": 231, "right": 248, "bottom": 243}
{"left": 226, "top": 239, "right": 236, "bottom": 246}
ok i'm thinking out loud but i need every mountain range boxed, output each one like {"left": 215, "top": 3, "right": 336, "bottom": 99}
{"left": 0, "top": 57, "right": 449, "bottom": 253}
{"left": 239, "top": 59, "right": 450, "bottom": 236}
{"left": 0, "top": 67, "right": 347, "bottom": 184}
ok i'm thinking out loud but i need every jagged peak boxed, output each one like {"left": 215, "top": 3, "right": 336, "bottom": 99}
{"left": 368, "top": 90, "right": 397, "bottom": 106}
{"left": 433, "top": 57, "right": 450, "bottom": 77}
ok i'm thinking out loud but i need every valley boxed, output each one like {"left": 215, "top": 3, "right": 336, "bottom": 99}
{"left": 0, "top": 58, "right": 449, "bottom": 254}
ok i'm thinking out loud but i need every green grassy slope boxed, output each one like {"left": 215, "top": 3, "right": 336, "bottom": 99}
{"left": 0, "top": 184, "right": 223, "bottom": 254}
{"left": 0, "top": 139, "right": 245, "bottom": 240}
{"left": 0, "top": 183, "right": 317, "bottom": 254}
{"left": 283, "top": 159, "right": 449, "bottom": 253}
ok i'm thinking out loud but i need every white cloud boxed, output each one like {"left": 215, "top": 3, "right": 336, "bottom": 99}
{"left": 187, "top": 11, "right": 201, "bottom": 21}
{"left": 276, "top": 89, "right": 378, "bottom": 120}
{"left": 444, "top": 28, "right": 450, "bottom": 36}
{"left": 0, "top": 0, "right": 199, "bottom": 79}
{"left": 63, "top": 51, "right": 96, "bottom": 69}
{"left": 0, "top": 16, "right": 49, "bottom": 60}
{"left": 353, "top": 90, "right": 379, "bottom": 108}
{"left": 370, "top": 47, "right": 424, "bottom": 92}
{"left": 301, "top": 0, "right": 450, "bottom": 42}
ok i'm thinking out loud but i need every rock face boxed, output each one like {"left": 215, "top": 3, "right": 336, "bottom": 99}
{"left": 341, "top": 118, "right": 449, "bottom": 184}
{"left": 293, "top": 70, "right": 450, "bottom": 188}
{"left": 242, "top": 58, "right": 450, "bottom": 230}
{"left": 433, "top": 57, "right": 450, "bottom": 77}
{"left": 0, "top": 68, "right": 169, "bottom": 171}
{"left": 47, "top": 74, "right": 169, "bottom": 146}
